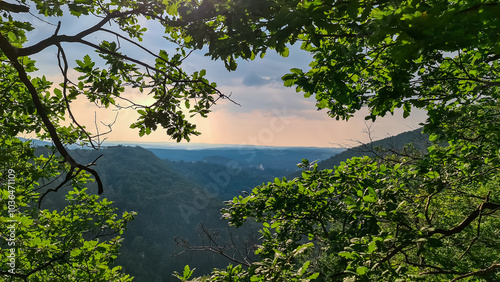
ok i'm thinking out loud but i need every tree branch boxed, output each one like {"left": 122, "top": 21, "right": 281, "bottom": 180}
{"left": 429, "top": 201, "right": 500, "bottom": 237}
{"left": 174, "top": 224, "right": 252, "bottom": 267}
{"left": 38, "top": 166, "right": 78, "bottom": 208}
{"left": 56, "top": 33, "right": 98, "bottom": 150}
{"left": 16, "top": 8, "right": 147, "bottom": 57}
{"left": 0, "top": 32, "right": 104, "bottom": 195}
{"left": 451, "top": 263, "right": 500, "bottom": 281}
{"left": 401, "top": 251, "right": 462, "bottom": 275}
{"left": 0, "top": 1, "right": 29, "bottom": 13}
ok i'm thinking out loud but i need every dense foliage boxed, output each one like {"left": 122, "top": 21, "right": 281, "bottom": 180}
{"left": 0, "top": 138, "right": 135, "bottom": 280}
{"left": 166, "top": 0, "right": 500, "bottom": 281}
{"left": 2, "top": 0, "right": 500, "bottom": 281}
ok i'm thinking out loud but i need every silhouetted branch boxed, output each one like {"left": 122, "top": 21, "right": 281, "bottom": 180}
{"left": 174, "top": 224, "right": 257, "bottom": 267}
{"left": 56, "top": 30, "right": 98, "bottom": 150}
{"left": 37, "top": 155, "right": 103, "bottom": 208}
{"left": 0, "top": 1, "right": 29, "bottom": 13}
{"left": 0, "top": 31, "right": 105, "bottom": 196}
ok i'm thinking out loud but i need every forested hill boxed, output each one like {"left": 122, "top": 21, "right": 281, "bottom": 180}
{"left": 315, "top": 128, "right": 430, "bottom": 170}
{"left": 36, "top": 144, "right": 338, "bottom": 281}
{"left": 32, "top": 132, "right": 429, "bottom": 281}
{"left": 36, "top": 145, "right": 254, "bottom": 281}
{"left": 162, "top": 159, "right": 293, "bottom": 201}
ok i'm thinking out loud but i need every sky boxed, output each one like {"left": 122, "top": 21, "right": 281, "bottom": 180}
{"left": 17, "top": 7, "right": 426, "bottom": 148}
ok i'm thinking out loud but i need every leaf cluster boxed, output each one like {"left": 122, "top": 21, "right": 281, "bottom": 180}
{"left": 1, "top": 136, "right": 135, "bottom": 281}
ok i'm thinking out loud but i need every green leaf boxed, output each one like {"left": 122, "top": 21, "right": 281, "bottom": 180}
{"left": 367, "top": 241, "right": 377, "bottom": 253}
{"left": 182, "top": 265, "right": 193, "bottom": 279}
{"left": 356, "top": 266, "right": 369, "bottom": 275}
{"left": 250, "top": 276, "right": 262, "bottom": 281}
{"left": 83, "top": 54, "right": 92, "bottom": 66}
{"left": 338, "top": 251, "right": 357, "bottom": 259}
{"left": 54, "top": 88, "right": 62, "bottom": 99}
{"left": 363, "top": 194, "right": 376, "bottom": 202}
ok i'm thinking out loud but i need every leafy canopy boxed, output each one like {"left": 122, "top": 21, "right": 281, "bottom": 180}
{"left": 164, "top": 0, "right": 500, "bottom": 281}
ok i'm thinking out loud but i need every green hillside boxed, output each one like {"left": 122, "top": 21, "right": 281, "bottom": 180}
{"left": 31, "top": 130, "right": 432, "bottom": 281}
{"left": 36, "top": 146, "right": 258, "bottom": 282}
{"left": 163, "top": 159, "right": 292, "bottom": 201}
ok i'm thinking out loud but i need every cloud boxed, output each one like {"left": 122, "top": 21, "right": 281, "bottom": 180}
{"left": 242, "top": 73, "right": 274, "bottom": 86}
{"left": 213, "top": 80, "right": 317, "bottom": 119}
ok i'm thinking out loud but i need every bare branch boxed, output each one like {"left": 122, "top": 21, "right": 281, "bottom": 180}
{"left": 174, "top": 225, "right": 255, "bottom": 267}
{"left": 56, "top": 35, "right": 98, "bottom": 150}
{"left": 0, "top": 32, "right": 104, "bottom": 196}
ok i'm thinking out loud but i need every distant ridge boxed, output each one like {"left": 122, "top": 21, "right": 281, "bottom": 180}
{"left": 18, "top": 137, "right": 344, "bottom": 171}
{"left": 17, "top": 137, "right": 52, "bottom": 147}
{"left": 147, "top": 146, "right": 344, "bottom": 170}
{"left": 102, "top": 141, "right": 339, "bottom": 150}
{"left": 316, "top": 128, "right": 429, "bottom": 170}
{"left": 18, "top": 137, "right": 342, "bottom": 151}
